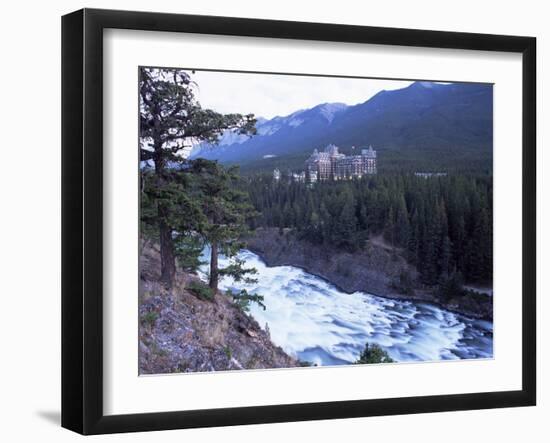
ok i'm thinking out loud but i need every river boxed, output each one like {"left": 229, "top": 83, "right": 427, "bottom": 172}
{"left": 200, "top": 249, "right": 493, "bottom": 366}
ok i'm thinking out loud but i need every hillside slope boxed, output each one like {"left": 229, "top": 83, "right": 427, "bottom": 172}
{"left": 139, "top": 243, "right": 298, "bottom": 374}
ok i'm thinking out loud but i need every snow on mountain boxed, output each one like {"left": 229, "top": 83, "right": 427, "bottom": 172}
{"left": 188, "top": 102, "right": 349, "bottom": 162}
{"left": 288, "top": 118, "right": 304, "bottom": 127}
{"left": 419, "top": 81, "right": 435, "bottom": 88}
{"left": 190, "top": 103, "right": 348, "bottom": 159}
{"left": 190, "top": 123, "right": 254, "bottom": 157}
{"left": 257, "top": 122, "right": 281, "bottom": 136}
{"left": 318, "top": 102, "right": 347, "bottom": 123}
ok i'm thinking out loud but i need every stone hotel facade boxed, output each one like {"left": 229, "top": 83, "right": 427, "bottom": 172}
{"left": 305, "top": 144, "right": 377, "bottom": 181}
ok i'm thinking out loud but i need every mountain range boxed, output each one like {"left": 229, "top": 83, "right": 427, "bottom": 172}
{"left": 190, "top": 81, "right": 493, "bottom": 173}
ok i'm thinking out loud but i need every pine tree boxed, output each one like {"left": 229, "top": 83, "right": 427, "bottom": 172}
{"left": 407, "top": 209, "right": 420, "bottom": 265}
{"left": 355, "top": 343, "right": 394, "bottom": 364}
{"left": 439, "top": 234, "right": 453, "bottom": 279}
{"left": 189, "top": 159, "right": 258, "bottom": 291}
{"left": 139, "top": 67, "right": 256, "bottom": 286}
{"left": 394, "top": 194, "right": 410, "bottom": 247}
{"left": 140, "top": 169, "right": 206, "bottom": 270}
{"left": 332, "top": 189, "right": 358, "bottom": 251}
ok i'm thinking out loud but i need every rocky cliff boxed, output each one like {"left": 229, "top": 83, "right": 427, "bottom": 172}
{"left": 139, "top": 243, "right": 298, "bottom": 374}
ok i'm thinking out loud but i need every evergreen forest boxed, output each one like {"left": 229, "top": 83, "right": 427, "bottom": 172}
{"left": 243, "top": 172, "right": 493, "bottom": 287}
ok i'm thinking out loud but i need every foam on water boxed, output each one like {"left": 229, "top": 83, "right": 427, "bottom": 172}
{"left": 199, "top": 249, "right": 493, "bottom": 366}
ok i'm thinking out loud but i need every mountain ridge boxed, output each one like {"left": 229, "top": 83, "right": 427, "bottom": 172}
{"left": 191, "top": 81, "right": 493, "bottom": 173}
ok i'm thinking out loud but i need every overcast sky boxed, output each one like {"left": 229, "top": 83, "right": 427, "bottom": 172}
{"left": 186, "top": 70, "right": 413, "bottom": 120}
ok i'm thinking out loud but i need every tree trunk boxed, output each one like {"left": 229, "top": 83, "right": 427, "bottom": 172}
{"left": 209, "top": 241, "right": 219, "bottom": 291}
{"left": 158, "top": 203, "right": 176, "bottom": 287}
{"left": 153, "top": 143, "right": 176, "bottom": 288}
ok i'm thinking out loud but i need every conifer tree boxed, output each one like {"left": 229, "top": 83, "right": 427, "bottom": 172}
{"left": 139, "top": 67, "right": 256, "bottom": 286}
{"left": 189, "top": 159, "right": 258, "bottom": 291}
{"left": 394, "top": 194, "right": 410, "bottom": 247}
{"left": 332, "top": 189, "right": 358, "bottom": 251}
{"left": 356, "top": 343, "right": 394, "bottom": 364}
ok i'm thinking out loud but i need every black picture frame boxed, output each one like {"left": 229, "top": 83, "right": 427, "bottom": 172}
{"left": 61, "top": 8, "right": 537, "bottom": 435}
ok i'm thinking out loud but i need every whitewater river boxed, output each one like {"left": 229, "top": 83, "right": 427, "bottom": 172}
{"left": 200, "top": 249, "right": 493, "bottom": 366}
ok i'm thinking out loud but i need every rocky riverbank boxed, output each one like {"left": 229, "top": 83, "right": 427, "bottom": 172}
{"left": 139, "top": 242, "right": 299, "bottom": 374}
{"left": 245, "top": 228, "right": 493, "bottom": 320}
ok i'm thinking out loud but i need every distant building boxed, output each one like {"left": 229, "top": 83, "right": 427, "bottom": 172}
{"left": 414, "top": 172, "right": 447, "bottom": 179}
{"left": 273, "top": 168, "right": 281, "bottom": 181}
{"left": 305, "top": 144, "right": 377, "bottom": 181}
{"left": 309, "top": 170, "right": 318, "bottom": 183}
{"left": 292, "top": 171, "right": 306, "bottom": 183}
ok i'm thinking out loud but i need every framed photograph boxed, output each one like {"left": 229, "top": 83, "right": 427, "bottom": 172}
{"left": 62, "top": 8, "right": 536, "bottom": 435}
